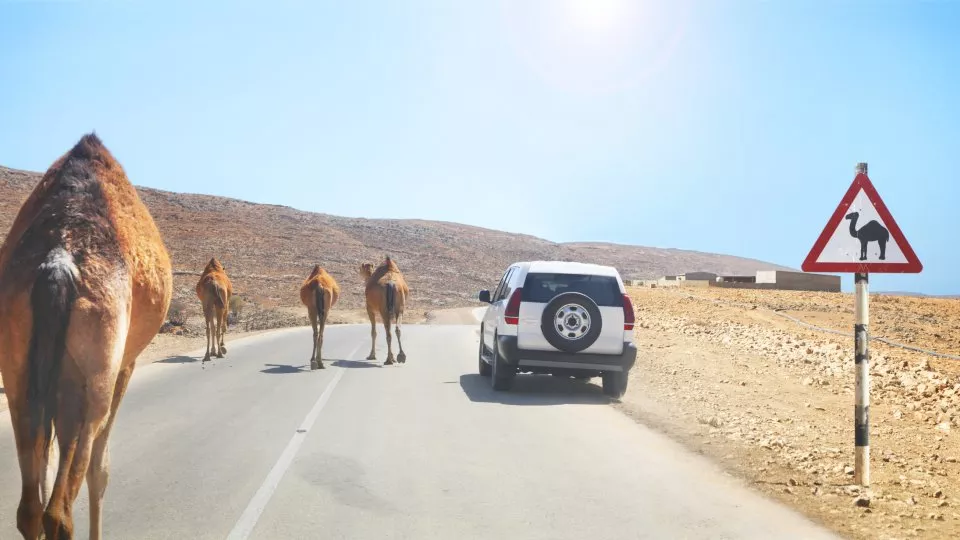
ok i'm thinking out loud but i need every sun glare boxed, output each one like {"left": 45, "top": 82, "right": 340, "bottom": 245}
{"left": 565, "top": 0, "right": 628, "bottom": 33}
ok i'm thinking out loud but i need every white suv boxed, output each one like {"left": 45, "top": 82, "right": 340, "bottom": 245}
{"left": 477, "top": 261, "right": 637, "bottom": 398}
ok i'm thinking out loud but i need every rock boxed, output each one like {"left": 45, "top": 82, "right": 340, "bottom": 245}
{"left": 893, "top": 410, "right": 903, "bottom": 419}
{"left": 934, "top": 489, "right": 944, "bottom": 498}
{"left": 937, "top": 422, "right": 951, "bottom": 433}
{"left": 854, "top": 495, "right": 871, "bottom": 507}
{"left": 844, "top": 465, "right": 855, "bottom": 476}
{"left": 788, "top": 478, "right": 798, "bottom": 487}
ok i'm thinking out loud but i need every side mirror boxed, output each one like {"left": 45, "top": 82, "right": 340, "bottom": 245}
{"left": 478, "top": 290, "right": 491, "bottom": 304}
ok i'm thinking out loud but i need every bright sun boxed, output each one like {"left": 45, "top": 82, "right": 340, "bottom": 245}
{"left": 564, "top": 0, "right": 629, "bottom": 33}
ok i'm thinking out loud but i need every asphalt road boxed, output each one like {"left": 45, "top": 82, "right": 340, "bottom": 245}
{"left": 0, "top": 323, "right": 839, "bottom": 539}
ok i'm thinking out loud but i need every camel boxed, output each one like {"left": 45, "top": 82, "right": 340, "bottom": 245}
{"left": 359, "top": 256, "right": 409, "bottom": 365}
{"left": 0, "top": 133, "right": 173, "bottom": 539}
{"left": 299, "top": 265, "right": 340, "bottom": 370}
{"left": 845, "top": 212, "right": 890, "bottom": 261}
{"left": 196, "top": 257, "right": 232, "bottom": 362}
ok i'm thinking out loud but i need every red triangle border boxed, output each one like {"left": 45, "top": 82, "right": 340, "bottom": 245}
{"left": 801, "top": 173, "right": 922, "bottom": 274}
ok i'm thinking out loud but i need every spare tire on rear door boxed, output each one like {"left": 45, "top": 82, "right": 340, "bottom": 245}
{"left": 540, "top": 292, "right": 603, "bottom": 353}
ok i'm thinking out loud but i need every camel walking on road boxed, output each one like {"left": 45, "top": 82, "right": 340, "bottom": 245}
{"left": 0, "top": 133, "right": 172, "bottom": 540}
{"left": 299, "top": 265, "right": 340, "bottom": 370}
{"left": 359, "top": 256, "right": 409, "bottom": 365}
{"left": 196, "top": 257, "right": 232, "bottom": 362}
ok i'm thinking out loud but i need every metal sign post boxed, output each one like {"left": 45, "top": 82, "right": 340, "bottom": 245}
{"left": 854, "top": 270, "right": 869, "bottom": 485}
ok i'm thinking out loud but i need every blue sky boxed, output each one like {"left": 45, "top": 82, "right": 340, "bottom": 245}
{"left": 1, "top": 1, "right": 956, "bottom": 295}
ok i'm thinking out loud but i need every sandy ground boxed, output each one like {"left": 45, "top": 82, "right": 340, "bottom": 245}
{"left": 617, "top": 286, "right": 960, "bottom": 540}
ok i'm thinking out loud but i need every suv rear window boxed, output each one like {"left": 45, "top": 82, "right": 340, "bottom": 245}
{"left": 521, "top": 273, "right": 621, "bottom": 307}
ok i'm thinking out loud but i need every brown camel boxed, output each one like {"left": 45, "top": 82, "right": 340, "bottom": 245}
{"left": 0, "top": 133, "right": 172, "bottom": 539}
{"left": 195, "top": 257, "right": 232, "bottom": 362}
{"left": 359, "top": 256, "right": 409, "bottom": 365}
{"left": 299, "top": 265, "right": 340, "bottom": 370}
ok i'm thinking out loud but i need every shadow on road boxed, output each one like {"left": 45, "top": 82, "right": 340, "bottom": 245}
{"left": 331, "top": 359, "right": 381, "bottom": 369}
{"left": 261, "top": 363, "right": 310, "bottom": 374}
{"left": 459, "top": 374, "right": 610, "bottom": 406}
{"left": 156, "top": 355, "right": 198, "bottom": 364}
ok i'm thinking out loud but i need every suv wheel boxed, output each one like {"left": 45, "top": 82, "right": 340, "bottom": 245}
{"left": 602, "top": 370, "right": 628, "bottom": 399}
{"left": 540, "top": 292, "right": 603, "bottom": 353}
{"left": 478, "top": 333, "right": 492, "bottom": 377}
{"left": 491, "top": 333, "right": 515, "bottom": 391}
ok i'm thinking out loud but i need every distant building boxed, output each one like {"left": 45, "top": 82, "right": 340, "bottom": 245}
{"left": 717, "top": 275, "right": 756, "bottom": 284}
{"left": 755, "top": 270, "right": 840, "bottom": 292}
{"left": 640, "top": 270, "right": 840, "bottom": 292}
{"left": 682, "top": 271, "right": 718, "bottom": 282}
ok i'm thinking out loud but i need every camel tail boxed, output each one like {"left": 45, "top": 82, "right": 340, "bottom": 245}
{"left": 27, "top": 248, "right": 78, "bottom": 444}
{"left": 315, "top": 286, "right": 326, "bottom": 321}
{"left": 385, "top": 282, "right": 397, "bottom": 321}
{"left": 212, "top": 282, "right": 227, "bottom": 311}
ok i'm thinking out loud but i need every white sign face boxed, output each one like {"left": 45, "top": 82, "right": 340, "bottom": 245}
{"left": 813, "top": 189, "right": 908, "bottom": 264}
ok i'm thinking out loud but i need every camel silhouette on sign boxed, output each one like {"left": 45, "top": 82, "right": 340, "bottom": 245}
{"left": 845, "top": 211, "right": 890, "bottom": 261}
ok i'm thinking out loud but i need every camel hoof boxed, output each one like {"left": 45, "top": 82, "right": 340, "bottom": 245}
{"left": 317, "top": 362, "right": 326, "bottom": 370}
{"left": 366, "top": 354, "right": 377, "bottom": 361}
{"left": 202, "top": 355, "right": 211, "bottom": 363}
{"left": 384, "top": 358, "right": 395, "bottom": 366}
{"left": 310, "top": 359, "right": 319, "bottom": 370}
{"left": 216, "top": 352, "right": 224, "bottom": 359}
{"left": 397, "top": 352, "right": 407, "bottom": 364}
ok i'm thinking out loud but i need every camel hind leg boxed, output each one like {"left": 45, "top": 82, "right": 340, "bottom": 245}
{"left": 202, "top": 306, "right": 214, "bottom": 362}
{"left": 44, "top": 308, "right": 127, "bottom": 539}
{"left": 9, "top": 396, "right": 45, "bottom": 539}
{"left": 308, "top": 305, "right": 319, "bottom": 369}
{"left": 395, "top": 312, "right": 406, "bottom": 364}
{"left": 365, "top": 305, "right": 377, "bottom": 361}
{"left": 316, "top": 311, "right": 327, "bottom": 370}
{"left": 215, "top": 309, "right": 226, "bottom": 358}
{"left": 878, "top": 238, "right": 888, "bottom": 261}
{"left": 87, "top": 363, "right": 133, "bottom": 540}
{"left": 382, "top": 307, "right": 395, "bottom": 366}
{"left": 218, "top": 308, "right": 228, "bottom": 356}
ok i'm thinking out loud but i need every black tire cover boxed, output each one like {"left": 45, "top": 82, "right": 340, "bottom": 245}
{"left": 540, "top": 292, "right": 603, "bottom": 353}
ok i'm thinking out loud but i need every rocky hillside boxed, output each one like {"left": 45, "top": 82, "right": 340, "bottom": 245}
{"left": 1, "top": 165, "right": 790, "bottom": 315}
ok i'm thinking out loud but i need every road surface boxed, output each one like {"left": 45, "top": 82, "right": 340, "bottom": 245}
{"left": 0, "top": 322, "right": 839, "bottom": 539}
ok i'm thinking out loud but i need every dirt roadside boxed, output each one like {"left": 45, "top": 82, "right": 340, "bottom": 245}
{"left": 618, "top": 286, "right": 960, "bottom": 540}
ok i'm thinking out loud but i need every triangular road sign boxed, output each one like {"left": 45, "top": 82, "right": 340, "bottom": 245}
{"left": 802, "top": 172, "right": 922, "bottom": 273}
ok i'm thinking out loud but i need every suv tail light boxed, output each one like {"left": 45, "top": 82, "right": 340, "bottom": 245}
{"left": 504, "top": 288, "right": 523, "bottom": 325}
{"left": 622, "top": 294, "right": 635, "bottom": 331}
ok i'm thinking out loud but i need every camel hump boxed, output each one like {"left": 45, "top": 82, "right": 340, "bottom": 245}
{"left": 66, "top": 132, "right": 109, "bottom": 162}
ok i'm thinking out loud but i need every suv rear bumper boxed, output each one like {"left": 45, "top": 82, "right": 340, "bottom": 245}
{"left": 496, "top": 335, "right": 637, "bottom": 373}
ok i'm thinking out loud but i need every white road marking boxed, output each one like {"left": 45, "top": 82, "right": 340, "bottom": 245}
{"left": 225, "top": 344, "right": 359, "bottom": 540}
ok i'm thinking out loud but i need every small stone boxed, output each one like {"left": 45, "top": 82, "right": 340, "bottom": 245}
{"left": 938, "top": 501, "right": 949, "bottom": 507}
{"left": 893, "top": 410, "right": 903, "bottom": 419}
{"left": 934, "top": 489, "right": 943, "bottom": 498}
{"left": 784, "top": 487, "right": 794, "bottom": 494}
{"left": 844, "top": 465, "right": 855, "bottom": 476}
{"left": 788, "top": 478, "right": 798, "bottom": 486}
{"left": 806, "top": 348, "right": 814, "bottom": 355}
{"left": 854, "top": 495, "right": 871, "bottom": 507}
{"left": 937, "top": 422, "right": 951, "bottom": 433}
